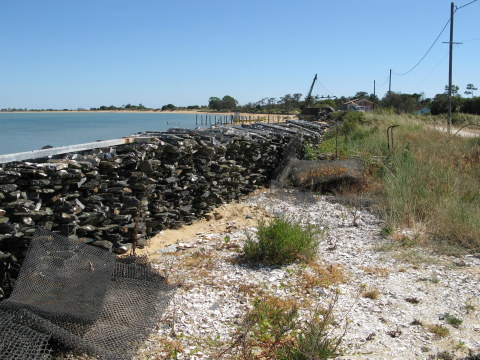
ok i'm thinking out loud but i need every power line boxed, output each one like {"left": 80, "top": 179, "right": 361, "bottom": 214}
{"left": 413, "top": 53, "right": 448, "bottom": 90}
{"left": 455, "top": 0, "right": 478, "bottom": 10}
{"left": 392, "top": 17, "right": 451, "bottom": 76}
{"left": 375, "top": 75, "right": 390, "bottom": 87}
{"left": 464, "top": 36, "right": 480, "bottom": 42}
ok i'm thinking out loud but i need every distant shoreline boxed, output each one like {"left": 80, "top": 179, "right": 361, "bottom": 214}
{"left": 0, "top": 110, "right": 296, "bottom": 118}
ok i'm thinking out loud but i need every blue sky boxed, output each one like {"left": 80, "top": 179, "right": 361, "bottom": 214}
{"left": 0, "top": 0, "right": 479, "bottom": 109}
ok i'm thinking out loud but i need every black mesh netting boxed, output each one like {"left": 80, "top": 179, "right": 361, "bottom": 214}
{"left": 0, "top": 228, "right": 175, "bottom": 360}
{"left": 0, "top": 310, "right": 51, "bottom": 360}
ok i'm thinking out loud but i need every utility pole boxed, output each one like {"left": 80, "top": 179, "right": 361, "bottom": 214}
{"left": 374, "top": 80, "right": 376, "bottom": 98}
{"left": 443, "top": 2, "right": 462, "bottom": 133}
{"left": 388, "top": 69, "right": 392, "bottom": 94}
{"left": 447, "top": 2, "right": 454, "bottom": 134}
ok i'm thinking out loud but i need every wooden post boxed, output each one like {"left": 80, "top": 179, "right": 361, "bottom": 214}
{"left": 447, "top": 1, "right": 455, "bottom": 133}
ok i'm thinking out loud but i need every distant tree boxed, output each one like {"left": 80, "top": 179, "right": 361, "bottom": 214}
{"left": 292, "top": 93, "right": 303, "bottom": 105}
{"left": 354, "top": 91, "right": 369, "bottom": 99}
{"left": 221, "top": 95, "right": 238, "bottom": 110}
{"left": 161, "top": 104, "right": 176, "bottom": 111}
{"left": 279, "top": 93, "right": 300, "bottom": 112}
{"left": 258, "top": 97, "right": 268, "bottom": 107}
{"left": 431, "top": 93, "right": 463, "bottom": 115}
{"left": 208, "top": 95, "right": 238, "bottom": 111}
{"left": 444, "top": 85, "right": 460, "bottom": 96}
{"left": 367, "top": 93, "right": 379, "bottom": 103}
{"left": 334, "top": 96, "right": 349, "bottom": 110}
{"left": 461, "top": 97, "right": 480, "bottom": 114}
{"left": 381, "top": 92, "right": 421, "bottom": 113}
{"left": 464, "top": 83, "right": 477, "bottom": 98}
{"left": 208, "top": 97, "right": 222, "bottom": 111}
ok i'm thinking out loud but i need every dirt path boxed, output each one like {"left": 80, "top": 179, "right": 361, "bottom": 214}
{"left": 432, "top": 124, "right": 480, "bottom": 138}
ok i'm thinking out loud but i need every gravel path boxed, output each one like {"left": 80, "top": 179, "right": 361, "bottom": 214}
{"left": 136, "top": 188, "right": 480, "bottom": 360}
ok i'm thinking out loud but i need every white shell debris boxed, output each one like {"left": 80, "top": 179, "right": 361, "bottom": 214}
{"left": 136, "top": 188, "right": 480, "bottom": 360}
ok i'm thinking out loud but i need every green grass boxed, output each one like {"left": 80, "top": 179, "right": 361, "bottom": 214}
{"left": 380, "top": 117, "right": 480, "bottom": 252}
{"left": 241, "top": 216, "right": 322, "bottom": 265}
{"left": 306, "top": 111, "right": 480, "bottom": 252}
{"left": 445, "top": 313, "right": 463, "bottom": 328}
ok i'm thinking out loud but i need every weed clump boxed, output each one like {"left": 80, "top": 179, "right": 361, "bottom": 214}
{"left": 362, "top": 288, "right": 380, "bottom": 300}
{"left": 276, "top": 309, "right": 343, "bottom": 359}
{"left": 223, "top": 295, "right": 344, "bottom": 359}
{"left": 444, "top": 313, "right": 463, "bottom": 328}
{"left": 245, "top": 296, "right": 298, "bottom": 347}
{"left": 427, "top": 324, "right": 450, "bottom": 338}
{"left": 241, "top": 216, "right": 322, "bottom": 265}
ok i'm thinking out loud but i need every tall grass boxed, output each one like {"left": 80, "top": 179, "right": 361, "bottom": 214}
{"left": 310, "top": 112, "right": 480, "bottom": 252}
{"left": 382, "top": 123, "right": 480, "bottom": 251}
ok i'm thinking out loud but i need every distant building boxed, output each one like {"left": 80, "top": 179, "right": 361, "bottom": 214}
{"left": 343, "top": 99, "right": 375, "bottom": 112}
{"left": 416, "top": 107, "right": 431, "bottom": 115}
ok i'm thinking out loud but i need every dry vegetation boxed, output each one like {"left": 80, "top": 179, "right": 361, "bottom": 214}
{"left": 308, "top": 111, "right": 480, "bottom": 253}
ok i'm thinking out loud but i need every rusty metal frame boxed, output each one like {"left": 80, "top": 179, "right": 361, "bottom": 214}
{"left": 387, "top": 125, "right": 399, "bottom": 150}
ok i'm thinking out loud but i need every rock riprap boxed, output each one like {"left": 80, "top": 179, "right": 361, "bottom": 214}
{"left": 0, "top": 120, "right": 327, "bottom": 295}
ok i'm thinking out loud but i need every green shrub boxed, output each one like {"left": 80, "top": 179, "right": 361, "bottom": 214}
{"left": 242, "top": 216, "right": 321, "bottom": 265}
{"left": 329, "top": 111, "right": 366, "bottom": 138}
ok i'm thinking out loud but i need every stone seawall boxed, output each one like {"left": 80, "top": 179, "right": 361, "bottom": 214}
{"left": 0, "top": 121, "right": 327, "bottom": 295}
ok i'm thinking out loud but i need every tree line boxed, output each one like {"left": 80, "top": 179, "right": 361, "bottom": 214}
{"left": 205, "top": 83, "right": 479, "bottom": 116}
{"left": 2, "top": 84, "right": 477, "bottom": 114}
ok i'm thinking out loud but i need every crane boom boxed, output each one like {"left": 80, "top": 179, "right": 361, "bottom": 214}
{"left": 299, "top": 73, "right": 334, "bottom": 121}
{"left": 304, "top": 74, "right": 317, "bottom": 107}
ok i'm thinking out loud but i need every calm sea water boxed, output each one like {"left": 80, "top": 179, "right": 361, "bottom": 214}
{"left": 0, "top": 112, "right": 207, "bottom": 155}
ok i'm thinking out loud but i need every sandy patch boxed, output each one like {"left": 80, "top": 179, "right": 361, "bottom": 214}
{"left": 137, "top": 190, "right": 271, "bottom": 260}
